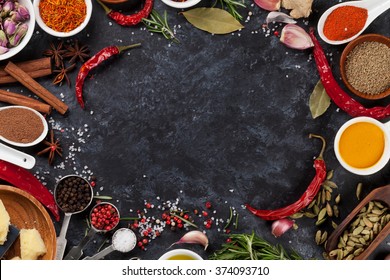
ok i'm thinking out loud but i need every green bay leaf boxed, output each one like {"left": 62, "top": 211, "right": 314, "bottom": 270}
{"left": 309, "top": 80, "right": 331, "bottom": 119}
{"left": 182, "top": 8, "right": 244, "bottom": 35}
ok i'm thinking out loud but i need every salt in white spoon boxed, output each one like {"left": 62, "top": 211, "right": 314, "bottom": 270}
{"left": 317, "top": 0, "right": 390, "bottom": 45}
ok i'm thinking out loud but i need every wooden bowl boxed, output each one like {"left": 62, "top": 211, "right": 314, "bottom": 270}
{"left": 0, "top": 185, "right": 56, "bottom": 260}
{"left": 340, "top": 34, "right": 390, "bottom": 100}
{"left": 326, "top": 185, "right": 390, "bottom": 260}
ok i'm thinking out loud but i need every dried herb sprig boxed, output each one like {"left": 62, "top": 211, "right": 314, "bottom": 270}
{"left": 142, "top": 10, "right": 179, "bottom": 43}
{"left": 215, "top": 0, "right": 246, "bottom": 21}
{"left": 210, "top": 232, "right": 303, "bottom": 260}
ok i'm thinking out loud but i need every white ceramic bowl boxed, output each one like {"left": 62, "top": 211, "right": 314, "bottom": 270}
{"left": 0, "top": 105, "right": 48, "bottom": 147}
{"left": 33, "top": 0, "right": 92, "bottom": 37}
{"left": 161, "top": 0, "right": 202, "bottom": 9}
{"left": 0, "top": 0, "right": 36, "bottom": 61}
{"left": 158, "top": 249, "right": 203, "bottom": 260}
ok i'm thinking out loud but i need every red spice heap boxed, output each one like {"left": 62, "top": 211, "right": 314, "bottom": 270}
{"left": 39, "top": 0, "right": 87, "bottom": 33}
{"left": 323, "top": 6, "right": 368, "bottom": 41}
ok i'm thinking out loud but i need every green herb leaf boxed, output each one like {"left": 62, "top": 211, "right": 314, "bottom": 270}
{"left": 309, "top": 80, "right": 331, "bottom": 119}
{"left": 182, "top": 8, "right": 244, "bottom": 34}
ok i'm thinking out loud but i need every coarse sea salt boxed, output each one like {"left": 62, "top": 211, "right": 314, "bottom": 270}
{"left": 113, "top": 229, "right": 137, "bottom": 253}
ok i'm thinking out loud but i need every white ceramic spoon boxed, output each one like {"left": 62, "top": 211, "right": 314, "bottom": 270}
{"left": 317, "top": 0, "right": 390, "bottom": 45}
{"left": 0, "top": 142, "right": 36, "bottom": 169}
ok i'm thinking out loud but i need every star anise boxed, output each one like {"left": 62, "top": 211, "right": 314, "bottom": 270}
{"left": 43, "top": 41, "right": 66, "bottom": 68}
{"left": 63, "top": 39, "right": 90, "bottom": 64}
{"left": 53, "top": 63, "right": 76, "bottom": 86}
{"left": 37, "top": 129, "right": 63, "bottom": 165}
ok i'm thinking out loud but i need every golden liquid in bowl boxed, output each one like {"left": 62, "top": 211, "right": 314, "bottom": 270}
{"left": 339, "top": 122, "right": 385, "bottom": 169}
{"left": 167, "top": 254, "right": 197, "bottom": 260}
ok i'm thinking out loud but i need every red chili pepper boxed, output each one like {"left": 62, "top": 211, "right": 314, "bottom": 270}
{"left": 75, "top": 43, "right": 141, "bottom": 108}
{"left": 0, "top": 160, "right": 60, "bottom": 221}
{"left": 309, "top": 30, "right": 390, "bottom": 120}
{"left": 96, "top": 0, "right": 153, "bottom": 26}
{"left": 245, "top": 134, "right": 327, "bottom": 221}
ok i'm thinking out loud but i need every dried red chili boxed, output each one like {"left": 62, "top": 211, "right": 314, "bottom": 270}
{"left": 245, "top": 134, "right": 327, "bottom": 221}
{"left": 96, "top": 0, "right": 153, "bottom": 26}
{"left": 309, "top": 30, "right": 390, "bottom": 120}
{"left": 75, "top": 44, "right": 141, "bottom": 109}
{"left": 0, "top": 160, "right": 60, "bottom": 221}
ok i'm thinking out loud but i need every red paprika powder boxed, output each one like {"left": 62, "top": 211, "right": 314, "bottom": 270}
{"left": 323, "top": 6, "right": 368, "bottom": 41}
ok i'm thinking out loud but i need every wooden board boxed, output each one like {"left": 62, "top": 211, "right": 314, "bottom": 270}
{"left": 0, "top": 185, "right": 56, "bottom": 260}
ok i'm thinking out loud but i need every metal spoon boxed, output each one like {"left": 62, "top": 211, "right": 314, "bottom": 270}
{"left": 317, "top": 0, "right": 390, "bottom": 45}
{"left": 83, "top": 228, "right": 137, "bottom": 260}
{"left": 54, "top": 175, "right": 93, "bottom": 260}
{"left": 64, "top": 202, "right": 120, "bottom": 260}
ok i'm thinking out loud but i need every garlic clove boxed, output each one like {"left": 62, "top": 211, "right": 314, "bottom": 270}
{"left": 169, "top": 230, "right": 209, "bottom": 250}
{"left": 266, "top": 11, "right": 297, "bottom": 25}
{"left": 271, "top": 218, "right": 295, "bottom": 237}
{"left": 254, "top": 0, "right": 281, "bottom": 11}
{"left": 280, "top": 24, "right": 314, "bottom": 50}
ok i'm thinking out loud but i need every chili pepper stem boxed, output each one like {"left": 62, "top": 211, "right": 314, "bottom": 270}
{"left": 309, "top": 134, "right": 326, "bottom": 159}
{"left": 117, "top": 43, "right": 142, "bottom": 53}
{"left": 95, "top": 0, "right": 112, "bottom": 14}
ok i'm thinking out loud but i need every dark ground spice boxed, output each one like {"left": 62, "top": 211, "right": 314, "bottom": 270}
{"left": 0, "top": 107, "right": 44, "bottom": 143}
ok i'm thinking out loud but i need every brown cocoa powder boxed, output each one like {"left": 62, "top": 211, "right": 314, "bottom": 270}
{"left": 0, "top": 107, "right": 44, "bottom": 143}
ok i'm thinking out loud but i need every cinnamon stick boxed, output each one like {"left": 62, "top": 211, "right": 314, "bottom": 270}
{"left": 4, "top": 62, "right": 68, "bottom": 115}
{"left": 0, "top": 89, "right": 52, "bottom": 114}
{"left": 0, "top": 58, "right": 52, "bottom": 84}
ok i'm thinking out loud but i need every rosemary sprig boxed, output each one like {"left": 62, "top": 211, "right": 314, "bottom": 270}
{"left": 209, "top": 232, "right": 303, "bottom": 260}
{"left": 170, "top": 212, "right": 198, "bottom": 228}
{"left": 214, "top": 0, "right": 246, "bottom": 21}
{"left": 142, "top": 10, "right": 179, "bottom": 43}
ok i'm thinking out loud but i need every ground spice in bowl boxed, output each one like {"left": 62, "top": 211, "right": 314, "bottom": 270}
{"left": 0, "top": 107, "right": 44, "bottom": 144}
{"left": 345, "top": 41, "right": 390, "bottom": 95}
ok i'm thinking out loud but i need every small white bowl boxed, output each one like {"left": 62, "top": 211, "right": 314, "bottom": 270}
{"left": 161, "top": 0, "right": 202, "bottom": 9}
{"left": 0, "top": 105, "right": 48, "bottom": 147}
{"left": 33, "top": 0, "right": 92, "bottom": 37}
{"left": 0, "top": 0, "right": 36, "bottom": 61}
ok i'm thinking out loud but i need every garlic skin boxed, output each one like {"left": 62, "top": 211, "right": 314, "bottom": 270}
{"left": 266, "top": 12, "right": 297, "bottom": 25}
{"left": 271, "top": 218, "right": 294, "bottom": 237}
{"left": 254, "top": 0, "right": 281, "bottom": 11}
{"left": 170, "top": 230, "right": 209, "bottom": 250}
{"left": 280, "top": 24, "right": 314, "bottom": 50}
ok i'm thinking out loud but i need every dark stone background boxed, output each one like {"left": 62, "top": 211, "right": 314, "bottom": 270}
{"left": 1, "top": 0, "right": 389, "bottom": 260}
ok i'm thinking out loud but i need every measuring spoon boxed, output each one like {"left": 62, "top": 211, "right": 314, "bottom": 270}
{"left": 317, "top": 0, "right": 390, "bottom": 45}
{"left": 83, "top": 228, "right": 137, "bottom": 260}
{"left": 54, "top": 175, "right": 93, "bottom": 260}
{"left": 64, "top": 202, "right": 120, "bottom": 260}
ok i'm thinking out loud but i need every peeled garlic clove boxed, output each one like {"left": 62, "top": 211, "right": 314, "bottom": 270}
{"left": 169, "top": 230, "right": 209, "bottom": 250}
{"left": 271, "top": 218, "right": 294, "bottom": 237}
{"left": 254, "top": 0, "right": 281, "bottom": 11}
{"left": 266, "top": 12, "right": 297, "bottom": 25}
{"left": 280, "top": 24, "right": 314, "bottom": 50}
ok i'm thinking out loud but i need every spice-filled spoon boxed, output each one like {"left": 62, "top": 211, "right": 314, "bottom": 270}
{"left": 64, "top": 202, "right": 120, "bottom": 260}
{"left": 326, "top": 185, "right": 390, "bottom": 260}
{"left": 317, "top": 0, "right": 390, "bottom": 45}
{"left": 55, "top": 175, "right": 93, "bottom": 260}
{"left": 83, "top": 228, "right": 137, "bottom": 260}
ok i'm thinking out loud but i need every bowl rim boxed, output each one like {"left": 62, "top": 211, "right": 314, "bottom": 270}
{"left": 340, "top": 33, "right": 390, "bottom": 100}
{"left": 33, "top": 0, "right": 93, "bottom": 38}
{"left": 160, "top": 0, "right": 202, "bottom": 9}
{"left": 0, "top": 0, "right": 36, "bottom": 61}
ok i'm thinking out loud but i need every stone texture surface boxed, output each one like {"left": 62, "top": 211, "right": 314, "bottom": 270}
{"left": 1, "top": 0, "right": 389, "bottom": 260}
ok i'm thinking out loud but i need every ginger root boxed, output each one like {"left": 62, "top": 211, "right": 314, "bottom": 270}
{"left": 282, "top": 0, "right": 313, "bottom": 19}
